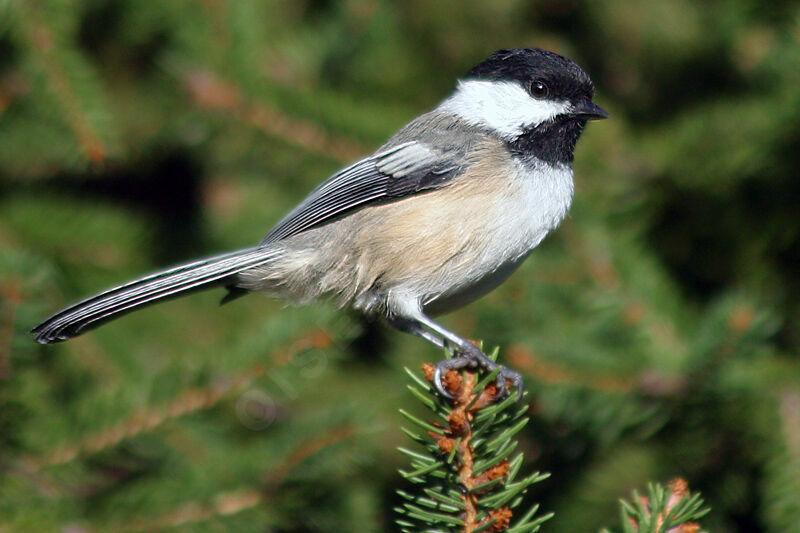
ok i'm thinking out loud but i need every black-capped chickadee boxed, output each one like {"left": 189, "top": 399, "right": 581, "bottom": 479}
{"left": 32, "top": 48, "right": 607, "bottom": 399}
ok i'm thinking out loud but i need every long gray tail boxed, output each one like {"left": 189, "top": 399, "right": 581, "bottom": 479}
{"left": 31, "top": 247, "right": 277, "bottom": 344}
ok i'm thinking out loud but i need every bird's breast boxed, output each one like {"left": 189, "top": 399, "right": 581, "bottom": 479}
{"left": 421, "top": 158, "right": 574, "bottom": 312}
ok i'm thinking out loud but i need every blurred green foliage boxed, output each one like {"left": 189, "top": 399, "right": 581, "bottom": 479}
{"left": 1, "top": 1, "right": 799, "bottom": 531}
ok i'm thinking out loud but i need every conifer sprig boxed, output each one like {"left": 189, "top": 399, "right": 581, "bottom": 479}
{"left": 395, "top": 347, "right": 552, "bottom": 532}
{"left": 602, "top": 478, "right": 710, "bottom": 533}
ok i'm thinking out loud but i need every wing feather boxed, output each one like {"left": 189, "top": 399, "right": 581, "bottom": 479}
{"left": 261, "top": 141, "right": 461, "bottom": 244}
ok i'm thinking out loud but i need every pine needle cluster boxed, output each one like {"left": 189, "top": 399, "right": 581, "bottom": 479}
{"left": 396, "top": 349, "right": 552, "bottom": 533}
{"left": 604, "top": 478, "right": 709, "bottom": 533}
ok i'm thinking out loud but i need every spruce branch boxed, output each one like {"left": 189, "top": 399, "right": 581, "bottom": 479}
{"left": 117, "top": 424, "right": 356, "bottom": 532}
{"left": 20, "top": 327, "right": 335, "bottom": 470}
{"left": 175, "top": 65, "right": 370, "bottom": 162}
{"left": 601, "top": 478, "right": 710, "bottom": 533}
{"left": 396, "top": 347, "right": 552, "bottom": 532}
{"left": 13, "top": 1, "right": 116, "bottom": 165}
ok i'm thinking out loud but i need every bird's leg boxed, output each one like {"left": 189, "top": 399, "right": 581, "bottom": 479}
{"left": 392, "top": 313, "right": 522, "bottom": 400}
{"left": 388, "top": 316, "right": 451, "bottom": 353}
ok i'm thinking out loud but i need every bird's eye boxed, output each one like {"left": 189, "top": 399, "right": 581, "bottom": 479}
{"left": 529, "top": 80, "right": 549, "bottom": 98}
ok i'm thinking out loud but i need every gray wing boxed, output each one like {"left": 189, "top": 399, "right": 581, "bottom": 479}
{"left": 261, "top": 141, "right": 463, "bottom": 244}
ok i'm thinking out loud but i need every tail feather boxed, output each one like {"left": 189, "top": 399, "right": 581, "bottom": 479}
{"left": 31, "top": 247, "right": 276, "bottom": 344}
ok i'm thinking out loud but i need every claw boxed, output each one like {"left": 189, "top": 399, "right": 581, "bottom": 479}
{"left": 431, "top": 343, "right": 523, "bottom": 401}
{"left": 495, "top": 372, "right": 508, "bottom": 399}
{"left": 500, "top": 367, "right": 524, "bottom": 401}
{"left": 433, "top": 365, "right": 455, "bottom": 399}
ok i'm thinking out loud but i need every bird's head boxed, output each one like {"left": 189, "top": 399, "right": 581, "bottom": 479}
{"left": 443, "top": 48, "right": 607, "bottom": 153}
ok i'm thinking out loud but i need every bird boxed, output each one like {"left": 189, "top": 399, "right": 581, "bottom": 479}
{"left": 31, "top": 48, "right": 607, "bottom": 400}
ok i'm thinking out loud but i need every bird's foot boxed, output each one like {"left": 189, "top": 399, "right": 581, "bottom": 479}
{"left": 433, "top": 342, "right": 522, "bottom": 401}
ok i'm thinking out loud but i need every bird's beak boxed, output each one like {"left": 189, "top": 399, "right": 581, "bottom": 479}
{"left": 571, "top": 99, "right": 609, "bottom": 120}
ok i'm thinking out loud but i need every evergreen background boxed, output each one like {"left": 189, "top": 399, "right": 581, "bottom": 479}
{"left": 2, "top": 1, "right": 799, "bottom": 531}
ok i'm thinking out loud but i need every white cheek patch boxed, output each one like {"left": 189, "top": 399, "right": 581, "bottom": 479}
{"left": 439, "top": 80, "right": 570, "bottom": 140}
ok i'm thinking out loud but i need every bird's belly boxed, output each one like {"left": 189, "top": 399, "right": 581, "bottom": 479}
{"left": 422, "top": 251, "right": 531, "bottom": 316}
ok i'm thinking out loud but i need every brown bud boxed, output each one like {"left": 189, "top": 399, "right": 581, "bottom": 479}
{"left": 472, "top": 459, "right": 510, "bottom": 488}
{"left": 443, "top": 369, "right": 463, "bottom": 397}
{"left": 428, "top": 432, "right": 456, "bottom": 454}
{"left": 485, "top": 459, "right": 510, "bottom": 480}
{"left": 486, "top": 506, "right": 512, "bottom": 531}
{"left": 667, "top": 522, "right": 702, "bottom": 533}
{"left": 422, "top": 363, "right": 435, "bottom": 382}
{"left": 667, "top": 478, "right": 689, "bottom": 513}
{"left": 448, "top": 410, "right": 469, "bottom": 435}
